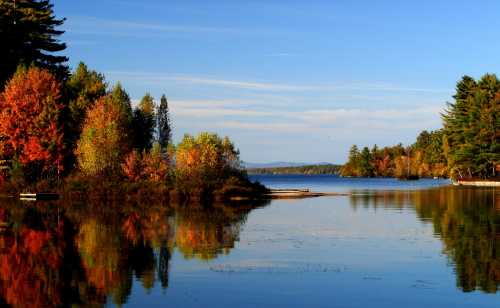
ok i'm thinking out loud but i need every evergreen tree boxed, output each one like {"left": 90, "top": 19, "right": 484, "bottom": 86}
{"left": 157, "top": 94, "right": 172, "bottom": 149}
{"left": 443, "top": 74, "right": 500, "bottom": 178}
{"left": 359, "top": 146, "right": 374, "bottom": 177}
{"left": 132, "top": 93, "right": 156, "bottom": 151}
{"left": 0, "top": 0, "right": 68, "bottom": 86}
{"left": 340, "top": 145, "right": 360, "bottom": 176}
{"left": 109, "top": 83, "right": 133, "bottom": 123}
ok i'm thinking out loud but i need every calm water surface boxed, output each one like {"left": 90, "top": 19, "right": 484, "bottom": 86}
{"left": 0, "top": 175, "right": 498, "bottom": 307}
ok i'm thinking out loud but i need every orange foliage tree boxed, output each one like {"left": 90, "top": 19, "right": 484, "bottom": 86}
{"left": 142, "top": 143, "right": 169, "bottom": 182}
{"left": 0, "top": 67, "right": 64, "bottom": 178}
{"left": 122, "top": 143, "right": 170, "bottom": 182}
{"left": 122, "top": 150, "right": 143, "bottom": 182}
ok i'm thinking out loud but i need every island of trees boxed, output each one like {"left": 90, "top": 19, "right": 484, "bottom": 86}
{"left": 0, "top": 0, "right": 266, "bottom": 201}
{"left": 342, "top": 74, "right": 499, "bottom": 181}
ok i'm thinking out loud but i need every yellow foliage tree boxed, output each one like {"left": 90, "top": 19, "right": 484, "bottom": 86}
{"left": 175, "top": 132, "right": 241, "bottom": 192}
{"left": 75, "top": 96, "right": 131, "bottom": 177}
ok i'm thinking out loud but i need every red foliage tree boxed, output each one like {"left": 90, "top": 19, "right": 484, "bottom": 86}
{"left": 0, "top": 67, "right": 64, "bottom": 175}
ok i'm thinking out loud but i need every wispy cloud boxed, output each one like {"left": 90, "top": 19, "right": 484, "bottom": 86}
{"left": 68, "top": 16, "right": 237, "bottom": 34}
{"left": 169, "top": 98, "right": 285, "bottom": 109}
{"left": 107, "top": 71, "right": 452, "bottom": 93}
{"left": 171, "top": 76, "right": 318, "bottom": 91}
{"left": 166, "top": 98, "right": 444, "bottom": 133}
{"left": 265, "top": 52, "right": 295, "bottom": 57}
{"left": 216, "top": 121, "right": 311, "bottom": 133}
{"left": 173, "top": 107, "right": 273, "bottom": 118}
{"left": 107, "top": 71, "right": 317, "bottom": 91}
{"left": 65, "top": 16, "right": 285, "bottom": 38}
{"left": 295, "top": 106, "right": 443, "bottom": 123}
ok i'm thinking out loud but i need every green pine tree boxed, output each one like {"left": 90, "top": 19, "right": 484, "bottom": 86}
{"left": 0, "top": 0, "right": 68, "bottom": 86}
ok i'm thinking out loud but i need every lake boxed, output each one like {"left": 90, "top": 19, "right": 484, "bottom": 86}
{"left": 0, "top": 175, "right": 498, "bottom": 307}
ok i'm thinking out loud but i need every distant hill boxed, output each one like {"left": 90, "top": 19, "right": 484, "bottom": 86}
{"left": 243, "top": 161, "right": 331, "bottom": 169}
{"left": 246, "top": 163, "right": 341, "bottom": 175}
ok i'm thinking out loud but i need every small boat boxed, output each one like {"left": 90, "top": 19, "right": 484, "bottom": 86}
{"left": 19, "top": 192, "right": 59, "bottom": 201}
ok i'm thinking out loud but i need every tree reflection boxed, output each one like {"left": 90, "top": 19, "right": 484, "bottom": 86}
{"left": 174, "top": 205, "right": 253, "bottom": 260}
{"left": 0, "top": 198, "right": 265, "bottom": 306}
{"left": 350, "top": 187, "right": 500, "bottom": 293}
{"left": 413, "top": 187, "right": 500, "bottom": 293}
{"left": 0, "top": 206, "right": 85, "bottom": 307}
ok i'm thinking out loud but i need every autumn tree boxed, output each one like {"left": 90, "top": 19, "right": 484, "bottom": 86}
{"left": 0, "top": 66, "right": 64, "bottom": 180}
{"left": 175, "top": 133, "right": 242, "bottom": 192}
{"left": 75, "top": 95, "right": 131, "bottom": 177}
{"left": 122, "top": 150, "right": 143, "bottom": 182}
{"left": 0, "top": 0, "right": 68, "bottom": 86}
{"left": 340, "top": 145, "right": 361, "bottom": 176}
{"left": 142, "top": 143, "right": 169, "bottom": 182}
{"left": 65, "top": 62, "right": 107, "bottom": 144}
{"left": 122, "top": 143, "right": 169, "bottom": 182}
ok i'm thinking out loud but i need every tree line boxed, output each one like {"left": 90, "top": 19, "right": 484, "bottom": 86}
{"left": 0, "top": 0, "right": 265, "bottom": 199}
{"left": 342, "top": 74, "right": 499, "bottom": 180}
{"left": 248, "top": 164, "right": 341, "bottom": 175}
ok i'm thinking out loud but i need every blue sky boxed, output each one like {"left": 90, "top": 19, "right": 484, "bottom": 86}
{"left": 55, "top": 0, "right": 500, "bottom": 163}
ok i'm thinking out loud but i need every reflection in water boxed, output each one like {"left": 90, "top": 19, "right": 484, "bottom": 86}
{"left": 0, "top": 207, "right": 79, "bottom": 307}
{"left": 350, "top": 187, "right": 500, "bottom": 293}
{"left": 175, "top": 206, "right": 248, "bottom": 260}
{"left": 0, "top": 199, "right": 266, "bottom": 307}
{"left": 0, "top": 187, "right": 498, "bottom": 306}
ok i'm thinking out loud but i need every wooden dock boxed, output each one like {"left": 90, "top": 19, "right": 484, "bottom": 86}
{"left": 266, "top": 189, "right": 349, "bottom": 199}
{"left": 453, "top": 180, "right": 500, "bottom": 187}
